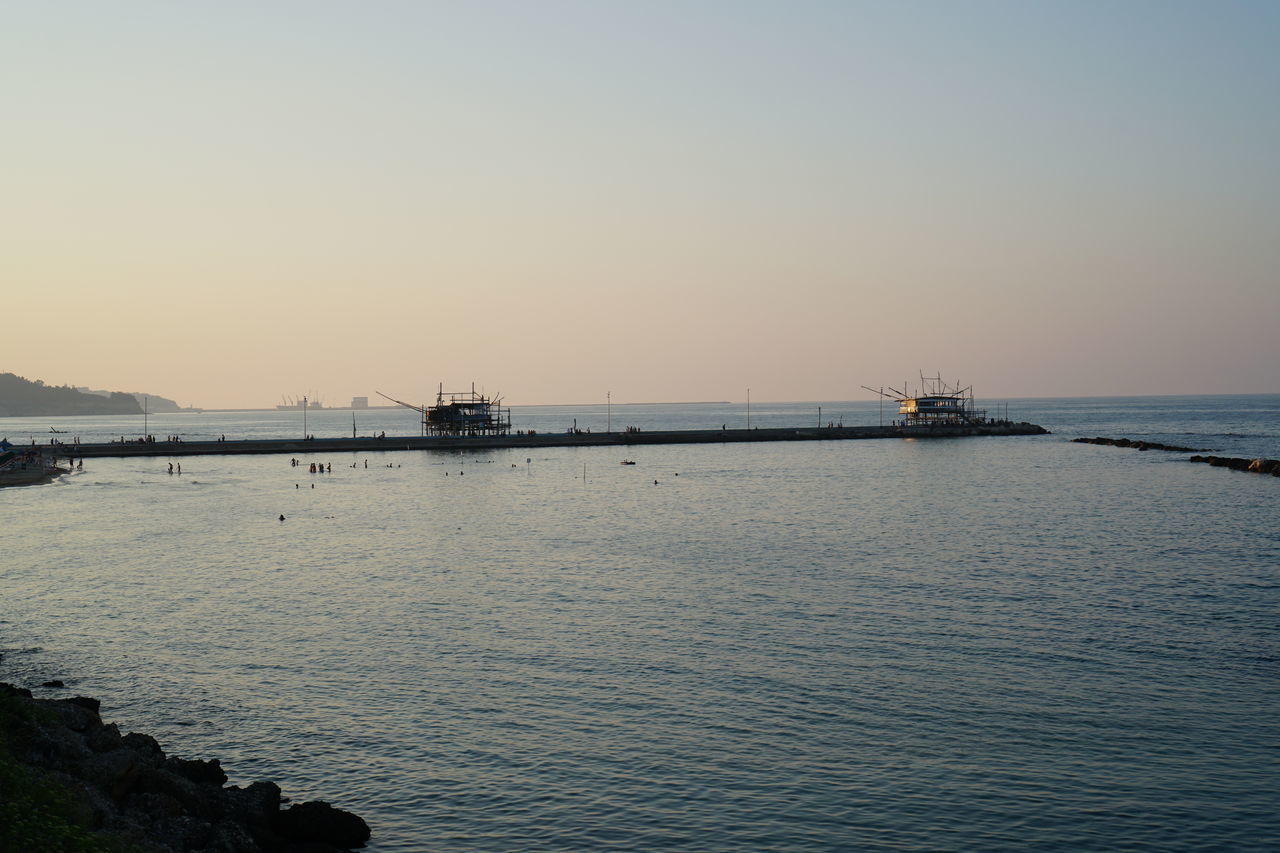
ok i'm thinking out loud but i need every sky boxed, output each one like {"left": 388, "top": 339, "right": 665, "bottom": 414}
{"left": 3, "top": 1, "right": 1278, "bottom": 408}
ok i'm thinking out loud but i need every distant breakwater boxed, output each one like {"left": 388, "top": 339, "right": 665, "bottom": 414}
{"left": 40, "top": 422, "right": 1049, "bottom": 460}
{"left": 1072, "top": 436, "right": 1280, "bottom": 478}
{"left": 0, "top": 683, "right": 370, "bottom": 852}
{"left": 1071, "top": 436, "right": 1210, "bottom": 453}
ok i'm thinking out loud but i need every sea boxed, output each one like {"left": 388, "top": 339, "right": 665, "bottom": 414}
{"left": 3, "top": 395, "right": 1278, "bottom": 852}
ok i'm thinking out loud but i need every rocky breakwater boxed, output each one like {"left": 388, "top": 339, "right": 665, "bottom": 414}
{"left": 1071, "top": 437, "right": 1279, "bottom": 479}
{"left": 1188, "top": 455, "right": 1280, "bottom": 478}
{"left": 0, "top": 683, "right": 370, "bottom": 852}
{"left": 1070, "top": 437, "right": 1208, "bottom": 453}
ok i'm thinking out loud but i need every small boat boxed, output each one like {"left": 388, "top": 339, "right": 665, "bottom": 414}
{"left": 49, "top": 428, "right": 67, "bottom": 433}
{"left": 620, "top": 459, "right": 636, "bottom": 465}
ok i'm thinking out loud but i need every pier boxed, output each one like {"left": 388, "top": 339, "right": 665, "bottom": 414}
{"left": 39, "top": 422, "right": 1048, "bottom": 460}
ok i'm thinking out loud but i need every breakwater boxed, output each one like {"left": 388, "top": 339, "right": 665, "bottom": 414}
{"left": 1072, "top": 436, "right": 1280, "bottom": 478}
{"left": 41, "top": 421, "right": 1048, "bottom": 460}
{"left": 1071, "top": 436, "right": 1210, "bottom": 453}
{"left": 1190, "top": 454, "right": 1280, "bottom": 477}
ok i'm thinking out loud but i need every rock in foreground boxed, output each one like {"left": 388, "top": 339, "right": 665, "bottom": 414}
{"left": 0, "top": 683, "right": 370, "bottom": 852}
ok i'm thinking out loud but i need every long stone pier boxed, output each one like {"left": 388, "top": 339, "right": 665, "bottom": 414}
{"left": 40, "top": 422, "right": 1049, "bottom": 460}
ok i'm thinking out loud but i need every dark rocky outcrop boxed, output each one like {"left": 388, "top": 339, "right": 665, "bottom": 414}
{"left": 1072, "top": 437, "right": 1279, "bottom": 479}
{"left": 1248, "top": 458, "right": 1280, "bottom": 476}
{"left": 0, "top": 682, "right": 370, "bottom": 852}
{"left": 1071, "top": 436, "right": 1208, "bottom": 453}
{"left": 1189, "top": 455, "right": 1280, "bottom": 477}
{"left": 275, "top": 801, "right": 373, "bottom": 849}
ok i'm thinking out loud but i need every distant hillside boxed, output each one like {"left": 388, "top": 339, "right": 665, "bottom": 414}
{"left": 0, "top": 373, "right": 144, "bottom": 417}
{"left": 130, "top": 393, "right": 184, "bottom": 412}
{"left": 75, "top": 386, "right": 185, "bottom": 412}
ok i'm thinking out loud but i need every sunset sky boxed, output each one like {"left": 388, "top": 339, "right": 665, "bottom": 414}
{"left": 3, "top": 1, "right": 1277, "bottom": 408}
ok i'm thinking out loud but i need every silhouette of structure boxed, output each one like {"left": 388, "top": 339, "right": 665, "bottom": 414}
{"left": 863, "top": 374, "right": 988, "bottom": 426}
{"left": 378, "top": 384, "right": 511, "bottom": 436}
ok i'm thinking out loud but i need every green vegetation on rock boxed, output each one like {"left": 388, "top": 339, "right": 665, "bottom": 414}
{"left": 0, "top": 373, "right": 143, "bottom": 417}
{"left": 0, "top": 693, "right": 134, "bottom": 853}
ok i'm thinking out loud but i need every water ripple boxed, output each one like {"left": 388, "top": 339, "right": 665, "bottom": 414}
{"left": 3, "top": 400, "right": 1279, "bottom": 850}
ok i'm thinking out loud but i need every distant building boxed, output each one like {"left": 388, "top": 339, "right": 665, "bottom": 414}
{"left": 351, "top": 396, "right": 369, "bottom": 409}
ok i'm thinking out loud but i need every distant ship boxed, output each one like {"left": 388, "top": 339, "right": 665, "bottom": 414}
{"left": 277, "top": 395, "right": 323, "bottom": 410}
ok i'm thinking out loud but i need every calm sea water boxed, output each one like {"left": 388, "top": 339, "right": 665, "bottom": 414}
{"left": 3, "top": 396, "right": 1278, "bottom": 851}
